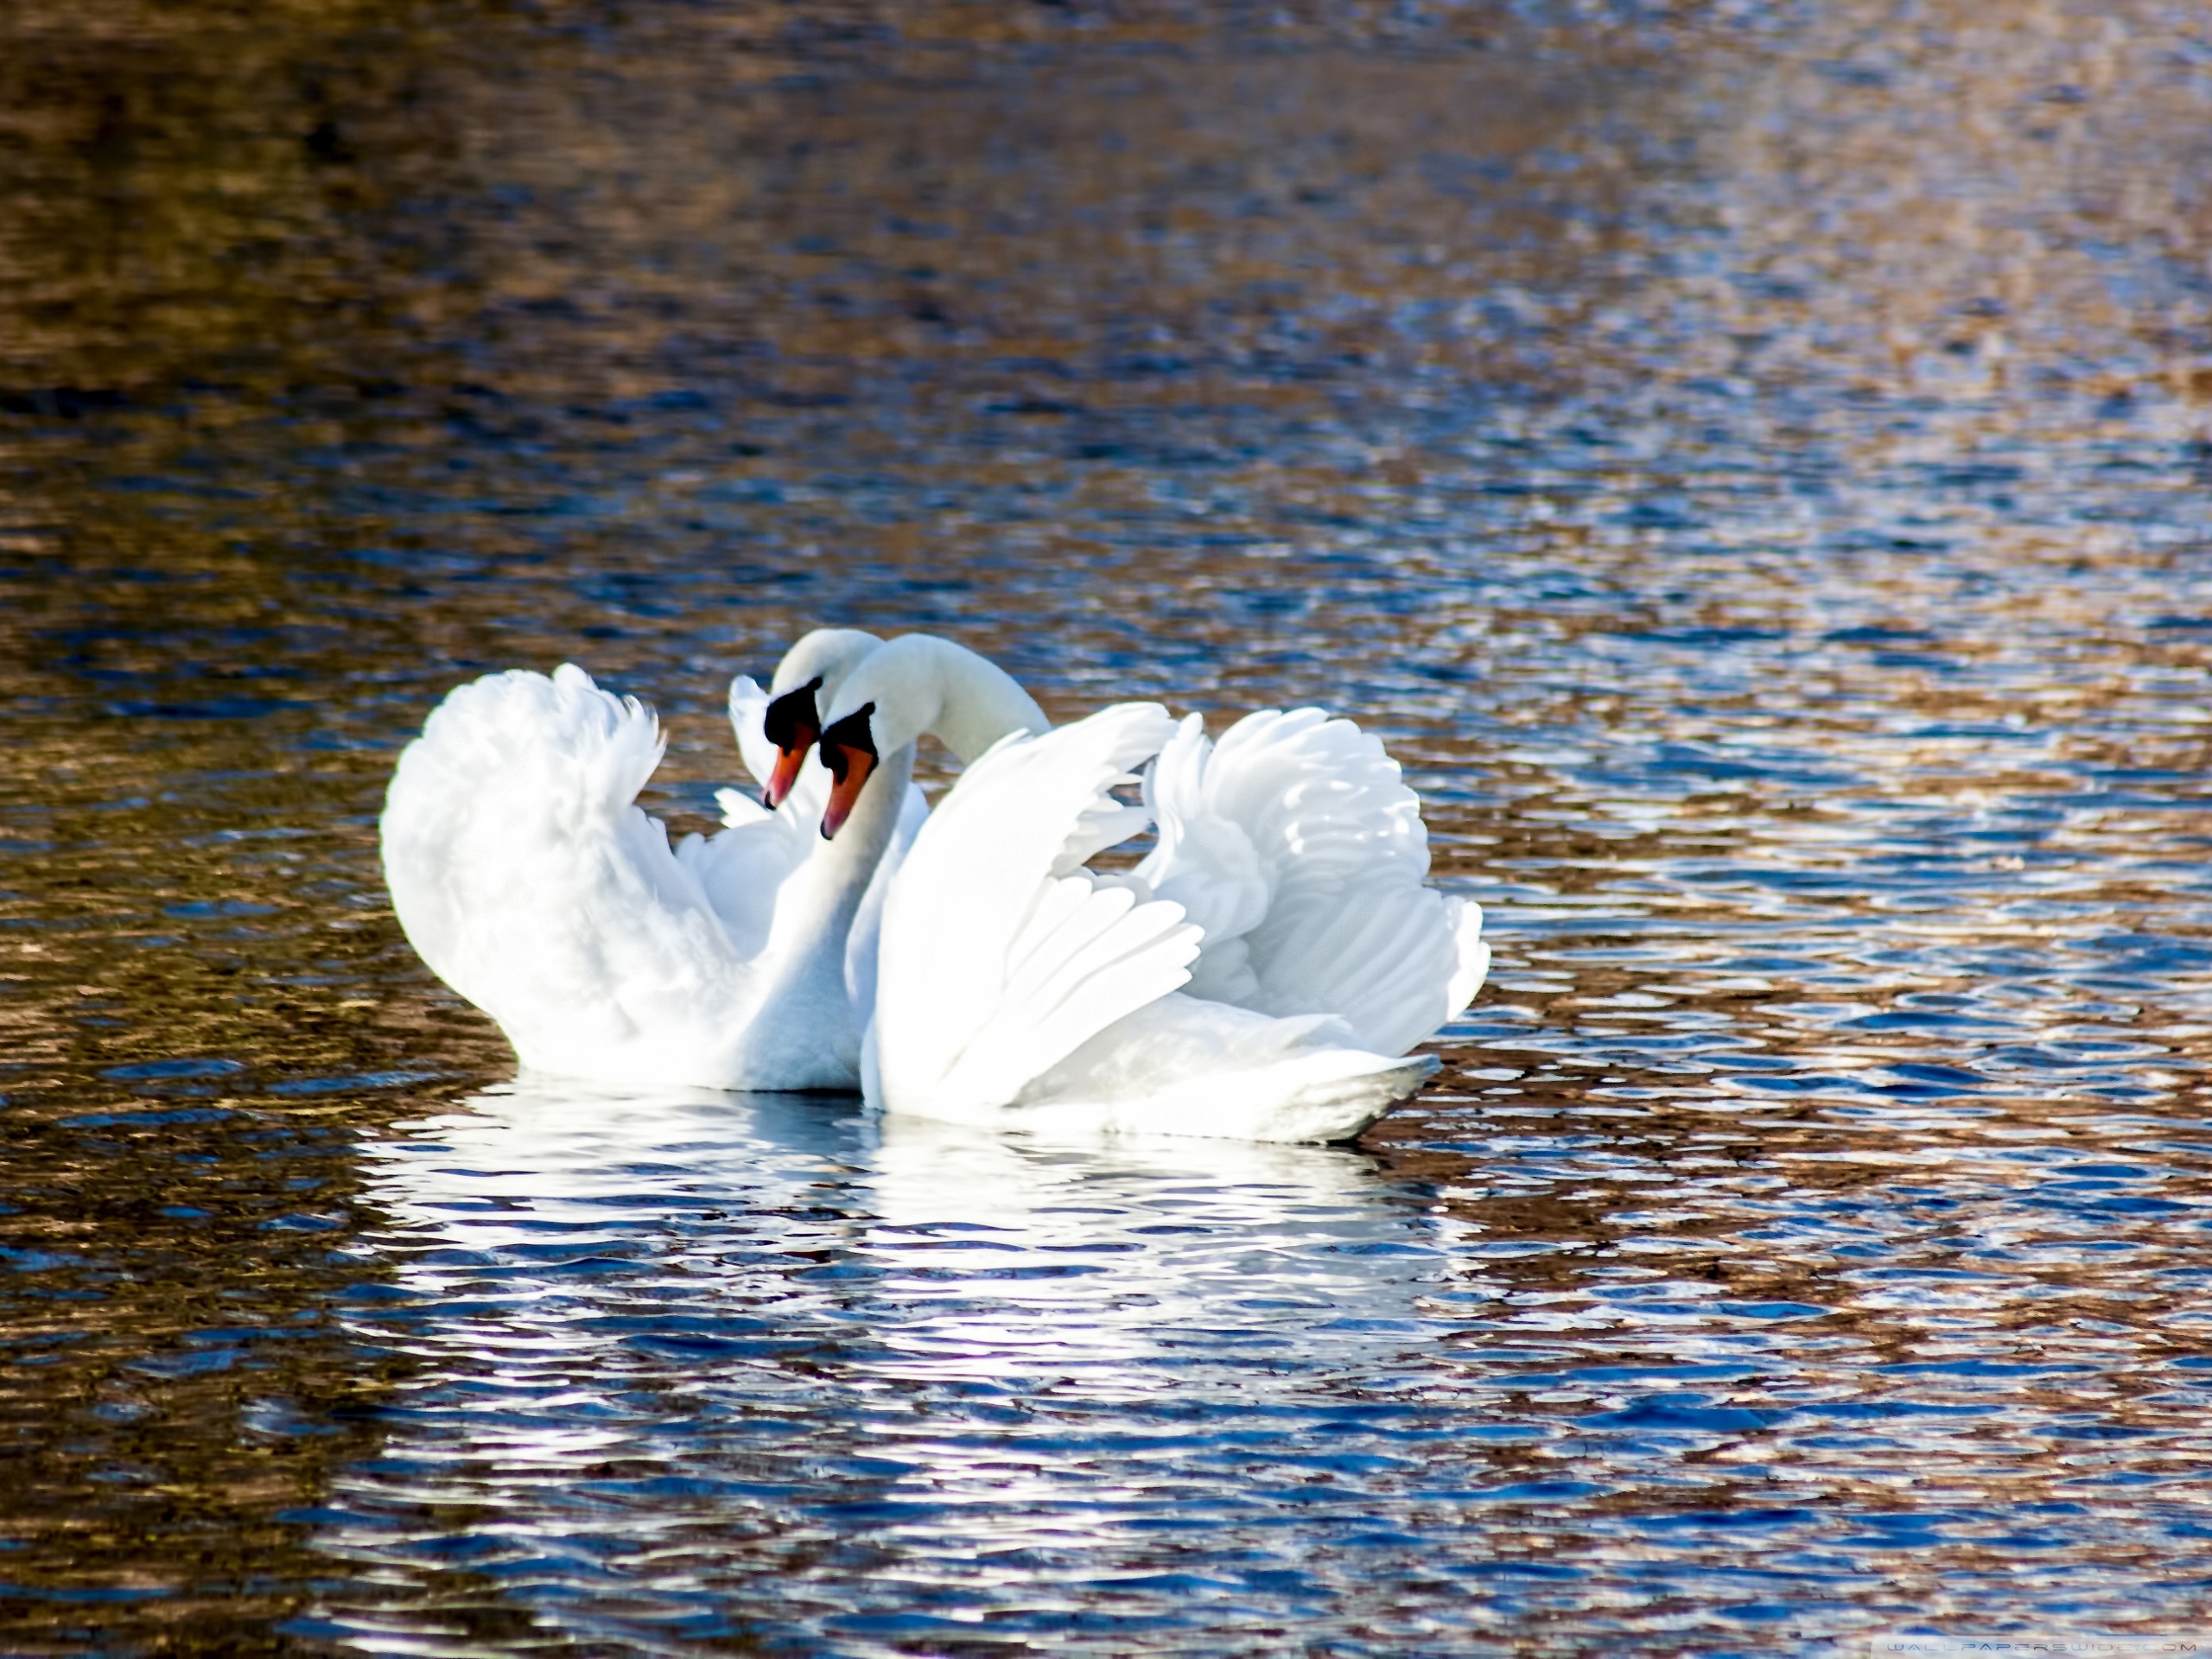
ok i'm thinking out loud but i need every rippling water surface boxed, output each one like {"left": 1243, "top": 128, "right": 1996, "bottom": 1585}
{"left": 3, "top": 0, "right": 2212, "bottom": 1651}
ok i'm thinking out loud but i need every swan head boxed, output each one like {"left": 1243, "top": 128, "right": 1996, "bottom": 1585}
{"left": 817, "top": 702, "right": 880, "bottom": 838}
{"left": 760, "top": 676, "right": 821, "bottom": 809}
{"left": 815, "top": 634, "right": 1049, "bottom": 839}
{"left": 760, "top": 627, "right": 884, "bottom": 810}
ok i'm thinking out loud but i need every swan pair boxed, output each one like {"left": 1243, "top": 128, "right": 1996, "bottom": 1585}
{"left": 380, "top": 631, "right": 1490, "bottom": 1142}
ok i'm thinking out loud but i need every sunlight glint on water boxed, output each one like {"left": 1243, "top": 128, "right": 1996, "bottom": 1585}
{"left": 0, "top": 0, "right": 2209, "bottom": 1651}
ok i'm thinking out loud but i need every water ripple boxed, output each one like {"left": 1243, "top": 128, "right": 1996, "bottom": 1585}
{"left": 1, "top": 0, "right": 2210, "bottom": 1649}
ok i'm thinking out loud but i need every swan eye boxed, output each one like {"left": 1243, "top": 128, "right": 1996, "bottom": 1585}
{"left": 763, "top": 675, "right": 823, "bottom": 753}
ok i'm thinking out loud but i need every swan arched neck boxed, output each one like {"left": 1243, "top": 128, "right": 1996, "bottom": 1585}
{"left": 740, "top": 734, "right": 918, "bottom": 1077}
{"left": 760, "top": 737, "right": 914, "bottom": 961}
{"left": 819, "top": 633, "right": 1049, "bottom": 765}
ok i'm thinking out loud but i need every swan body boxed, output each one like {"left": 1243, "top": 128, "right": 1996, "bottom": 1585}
{"left": 380, "top": 630, "right": 927, "bottom": 1090}
{"left": 810, "top": 639, "right": 1490, "bottom": 1143}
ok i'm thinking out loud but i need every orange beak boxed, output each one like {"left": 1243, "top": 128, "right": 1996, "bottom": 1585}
{"left": 819, "top": 745, "right": 876, "bottom": 839}
{"left": 760, "top": 674, "right": 823, "bottom": 810}
{"left": 763, "top": 744, "right": 808, "bottom": 810}
{"left": 817, "top": 702, "right": 879, "bottom": 840}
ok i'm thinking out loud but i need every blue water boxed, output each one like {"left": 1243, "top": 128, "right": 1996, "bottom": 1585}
{"left": 310, "top": 1084, "right": 2212, "bottom": 1653}
{"left": 2, "top": 0, "right": 2211, "bottom": 1651}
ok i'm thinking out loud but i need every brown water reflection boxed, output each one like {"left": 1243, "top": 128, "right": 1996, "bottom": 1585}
{"left": 1, "top": 0, "right": 2210, "bottom": 1651}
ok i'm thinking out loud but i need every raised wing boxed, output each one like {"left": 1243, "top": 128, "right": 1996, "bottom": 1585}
{"left": 871, "top": 702, "right": 1202, "bottom": 1122}
{"left": 380, "top": 665, "right": 763, "bottom": 1082}
{"left": 1135, "top": 708, "right": 1487, "bottom": 1055}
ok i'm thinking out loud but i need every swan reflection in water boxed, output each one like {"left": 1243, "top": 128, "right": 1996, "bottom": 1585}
{"left": 320, "top": 1077, "right": 1457, "bottom": 1643}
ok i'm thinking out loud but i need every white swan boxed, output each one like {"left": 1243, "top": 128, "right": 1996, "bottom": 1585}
{"left": 378, "top": 628, "right": 929, "bottom": 1091}
{"left": 779, "top": 634, "right": 1489, "bottom": 1142}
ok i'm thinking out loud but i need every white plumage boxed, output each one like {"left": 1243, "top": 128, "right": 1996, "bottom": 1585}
{"left": 1138, "top": 709, "right": 1490, "bottom": 1057}
{"left": 847, "top": 667, "right": 1491, "bottom": 1142}
{"left": 382, "top": 627, "right": 1489, "bottom": 1141}
{"left": 868, "top": 703, "right": 1205, "bottom": 1122}
{"left": 380, "top": 639, "right": 926, "bottom": 1092}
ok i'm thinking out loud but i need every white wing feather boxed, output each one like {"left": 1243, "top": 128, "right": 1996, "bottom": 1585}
{"left": 1136, "top": 707, "right": 1487, "bottom": 1055}
{"left": 873, "top": 702, "right": 1202, "bottom": 1120}
{"left": 380, "top": 665, "right": 767, "bottom": 1083}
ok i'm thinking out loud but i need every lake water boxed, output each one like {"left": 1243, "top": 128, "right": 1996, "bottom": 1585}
{"left": 3, "top": 1, "right": 2211, "bottom": 1652}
